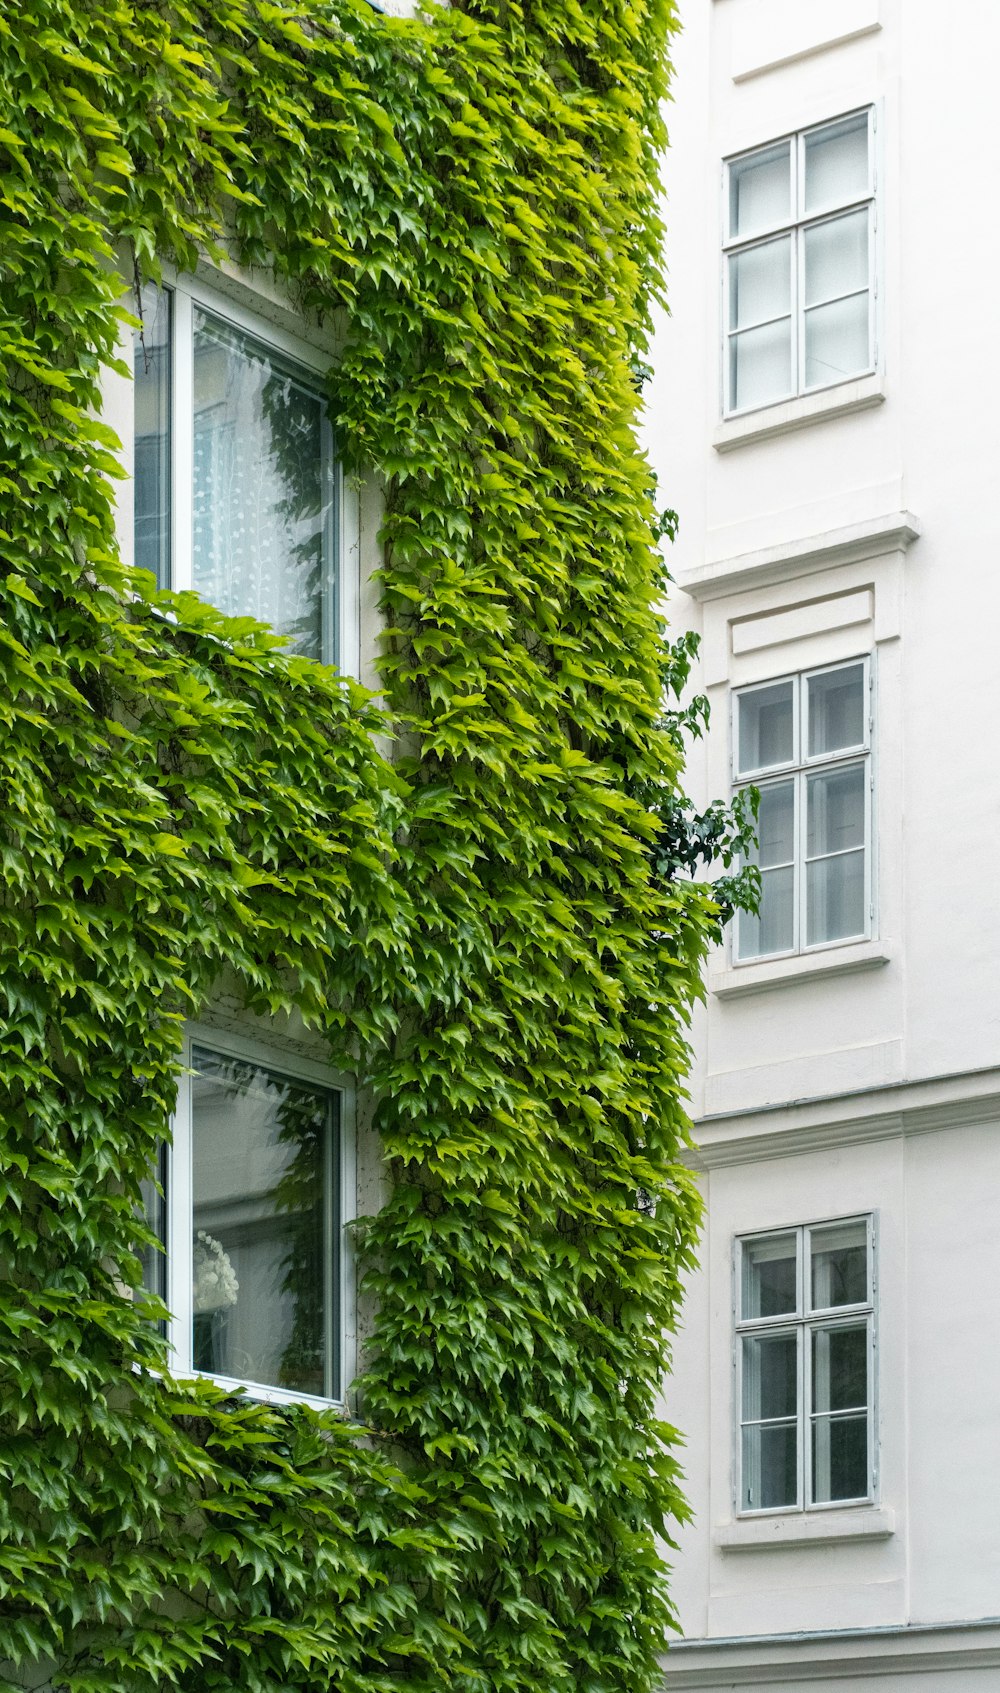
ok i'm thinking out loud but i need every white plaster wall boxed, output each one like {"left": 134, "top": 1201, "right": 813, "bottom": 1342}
{"left": 647, "top": 0, "right": 1000, "bottom": 1113}
{"left": 648, "top": 0, "right": 1000, "bottom": 1673}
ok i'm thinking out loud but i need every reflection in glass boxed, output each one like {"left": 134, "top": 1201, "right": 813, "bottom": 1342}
{"left": 811, "top": 1220, "right": 868, "bottom": 1310}
{"left": 730, "top": 316, "right": 793, "bottom": 412}
{"left": 739, "top": 864, "right": 794, "bottom": 959}
{"left": 811, "top": 1323, "right": 869, "bottom": 1501}
{"left": 730, "top": 238, "right": 791, "bottom": 329}
{"left": 139, "top": 1145, "right": 167, "bottom": 1312}
{"left": 729, "top": 142, "right": 791, "bottom": 239}
{"left": 808, "top": 664, "right": 865, "bottom": 757}
{"left": 807, "top": 852, "right": 864, "bottom": 945}
{"left": 744, "top": 1331, "right": 797, "bottom": 1421}
{"left": 804, "top": 292, "right": 870, "bottom": 388}
{"left": 743, "top": 1233, "right": 797, "bottom": 1319}
{"left": 756, "top": 781, "right": 795, "bottom": 867}
{"left": 742, "top": 1332, "right": 798, "bottom": 1509}
{"left": 133, "top": 285, "right": 171, "bottom": 585}
{"left": 190, "top": 1046, "right": 338, "bottom": 1398}
{"left": 737, "top": 680, "right": 794, "bottom": 774}
{"left": 807, "top": 765, "right": 865, "bottom": 858}
{"left": 738, "top": 780, "right": 796, "bottom": 959}
{"left": 193, "top": 311, "right": 334, "bottom": 658}
{"left": 804, "top": 210, "right": 869, "bottom": 308}
{"left": 743, "top": 1421, "right": 797, "bottom": 1511}
{"left": 812, "top": 1324, "right": 868, "bottom": 1412}
{"left": 812, "top": 1413, "right": 868, "bottom": 1502}
{"left": 804, "top": 114, "right": 869, "bottom": 214}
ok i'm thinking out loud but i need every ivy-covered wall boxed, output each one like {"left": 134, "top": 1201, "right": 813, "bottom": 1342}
{"left": 0, "top": 0, "right": 739, "bottom": 1688}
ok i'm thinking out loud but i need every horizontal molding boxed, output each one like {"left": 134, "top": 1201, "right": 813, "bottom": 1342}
{"left": 712, "top": 374, "right": 885, "bottom": 456}
{"left": 685, "top": 1071, "right": 1000, "bottom": 1170}
{"left": 678, "top": 510, "right": 920, "bottom": 604}
{"left": 661, "top": 1618, "right": 1000, "bottom": 1687}
{"left": 716, "top": 1505, "right": 893, "bottom": 1552}
{"left": 710, "top": 939, "right": 891, "bottom": 1000}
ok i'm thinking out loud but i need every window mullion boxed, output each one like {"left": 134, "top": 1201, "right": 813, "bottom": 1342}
{"left": 171, "top": 286, "right": 194, "bottom": 594}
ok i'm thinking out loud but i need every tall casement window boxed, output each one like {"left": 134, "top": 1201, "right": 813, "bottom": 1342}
{"left": 733, "top": 658, "right": 873, "bottom": 962}
{"left": 737, "top": 1218, "right": 876, "bottom": 1513}
{"left": 132, "top": 279, "right": 338, "bottom": 662}
{"left": 143, "top": 1034, "right": 350, "bottom": 1407}
{"left": 724, "top": 109, "right": 876, "bottom": 414}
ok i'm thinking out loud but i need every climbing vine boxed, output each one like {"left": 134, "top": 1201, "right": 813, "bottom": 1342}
{"left": 0, "top": 1, "right": 752, "bottom": 1689}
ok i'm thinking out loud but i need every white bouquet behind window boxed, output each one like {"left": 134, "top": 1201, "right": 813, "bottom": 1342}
{"left": 193, "top": 1230, "right": 239, "bottom": 1313}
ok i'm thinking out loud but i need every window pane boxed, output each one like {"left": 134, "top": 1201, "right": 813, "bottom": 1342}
{"left": 806, "top": 849, "right": 865, "bottom": 945}
{"left": 804, "top": 114, "right": 869, "bottom": 215}
{"left": 742, "top": 1421, "right": 798, "bottom": 1511}
{"left": 744, "top": 1332, "right": 797, "bottom": 1421}
{"left": 139, "top": 1146, "right": 167, "bottom": 1308}
{"left": 807, "top": 664, "right": 865, "bottom": 757}
{"left": 133, "top": 285, "right": 171, "bottom": 586}
{"left": 811, "top": 1220, "right": 868, "bottom": 1309}
{"left": 803, "top": 210, "right": 869, "bottom": 308}
{"left": 804, "top": 291, "right": 870, "bottom": 388}
{"left": 737, "top": 680, "right": 794, "bottom": 773}
{"left": 729, "top": 238, "right": 791, "bottom": 330}
{"left": 738, "top": 863, "right": 795, "bottom": 959}
{"left": 812, "top": 1323, "right": 868, "bottom": 1413}
{"left": 193, "top": 311, "right": 334, "bottom": 659}
{"left": 755, "top": 780, "right": 795, "bottom": 867}
{"left": 730, "top": 141, "right": 791, "bottom": 239}
{"left": 190, "top": 1045, "right": 337, "bottom": 1398}
{"left": 807, "top": 766, "right": 864, "bottom": 857}
{"left": 812, "top": 1413, "right": 868, "bottom": 1503}
{"left": 730, "top": 317, "right": 793, "bottom": 411}
{"left": 742, "top": 1233, "right": 797, "bottom": 1318}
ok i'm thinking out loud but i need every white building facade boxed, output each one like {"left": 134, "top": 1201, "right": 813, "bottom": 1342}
{"left": 646, "top": 2, "right": 1000, "bottom": 1687}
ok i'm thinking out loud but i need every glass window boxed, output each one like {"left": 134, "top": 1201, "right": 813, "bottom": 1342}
{"left": 729, "top": 141, "right": 791, "bottom": 240}
{"left": 737, "top": 1219, "right": 874, "bottom": 1513}
{"left": 133, "top": 285, "right": 171, "bottom": 585}
{"left": 724, "top": 110, "right": 875, "bottom": 414}
{"left": 143, "top": 1037, "right": 345, "bottom": 1405}
{"left": 734, "top": 660, "right": 872, "bottom": 962}
{"left": 132, "top": 283, "right": 337, "bottom": 661}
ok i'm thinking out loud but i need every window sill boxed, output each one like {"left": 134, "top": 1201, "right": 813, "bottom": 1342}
{"left": 716, "top": 1505, "right": 893, "bottom": 1552}
{"left": 710, "top": 938, "right": 891, "bottom": 999}
{"left": 713, "top": 374, "right": 885, "bottom": 454}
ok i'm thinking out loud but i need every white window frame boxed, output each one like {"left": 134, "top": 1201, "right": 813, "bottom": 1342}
{"left": 162, "top": 1024, "right": 356, "bottom": 1411}
{"left": 734, "top": 1215, "right": 877, "bottom": 1517}
{"left": 732, "top": 656, "right": 874, "bottom": 963}
{"left": 722, "top": 107, "right": 877, "bottom": 418}
{"left": 137, "top": 271, "right": 355, "bottom": 674}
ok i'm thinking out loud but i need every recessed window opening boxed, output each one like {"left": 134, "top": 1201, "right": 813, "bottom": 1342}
{"left": 724, "top": 110, "right": 876, "bottom": 415}
{"left": 733, "top": 658, "right": 873, "bottom": 963}
{"left": 737, "top": 1217, "right": 876, "bottom": 1513}
{"left": 132, "top": 280, "right": 338, "bottom": 663}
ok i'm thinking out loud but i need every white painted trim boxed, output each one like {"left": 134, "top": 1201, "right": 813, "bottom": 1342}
{"left": 678, "top": 511, "right": 919, "bottom": 603}
{"left": 685, "top": 1072, "right": 1000, "bottom": 1171}
{"left": 732, "top": 14, "right": 881, "bottom": 86}
{"left": 714, "top": 370, "right": 885, "bottom": 453}
{"left": 711, "top": 937, "right": 891, "bottom": 999}
{"left": 661, "top": 1619, "right": 1000, "bottom": 1687}
{"left": 716, "top": 1503, "right": 893, "bottom": 1551}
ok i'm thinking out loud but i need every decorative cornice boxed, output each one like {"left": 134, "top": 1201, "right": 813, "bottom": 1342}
{"left": 677, "top": 511, "right": 920, "bottom": 604}
{"left": 684, "top": 1069, "right": 1000, "bottom": 1170}
{"left": 661, "top": 1617, "right": 1000, "bottom": 1688}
